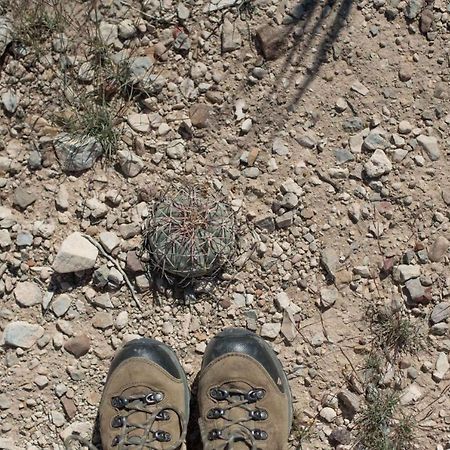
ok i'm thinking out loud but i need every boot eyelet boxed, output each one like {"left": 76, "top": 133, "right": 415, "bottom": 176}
{"left": 208, "top": 429, "right": 222, "bottom": 440}
{"left": 249, "top": 409, "right": 268, "bottom": 421}
{"left": 207, "top": 408, "right": 225, "bottom": 419}
{"left": 111, "top": 396, "right": 126, "bottom": 409}
{"left": 111, "top": 415, "right": 124, "bottom": 428}
{"left": 156, "top": 410, "right": 170, "bottom": 421}
{"left": 145, "top": 391, "right": 164, "bottom": 404}
{"left": 247, "top": 389, "right": 265, "bottom": 403}
{"left": 111, "top": 435, "right": 121, "bottom": 446}
{"left": 252, "top": 429, "right": 268, "bottom": 440}
{"left": 210, "top": 388, "right": 229, "bottom": 401}
{"left": 154, "top": 430, "right": 171, "bottom": 442}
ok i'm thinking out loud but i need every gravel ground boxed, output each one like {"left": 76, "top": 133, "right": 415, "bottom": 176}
{"left": 0, "top": 0, "right": 449, "bottom": 448}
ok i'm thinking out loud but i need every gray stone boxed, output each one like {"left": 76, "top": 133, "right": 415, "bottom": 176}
{"left": 2, "top": 321, "right": 44, "bottom": 349}
{"left": 405, "top": 0, "right": 424, "bottom": 19}
{"left": 255, "top": 215, "right": 275, "bottom": 232}
{"left": 338, "top": 390, "right": 360, "bottom": 419}
{"left": 0, "top": 393, "right": 11, "bottom": 410}
{"left": 54, "top": 133, "right": 103, "bottom": 172}
{"left": 28, "top": 149, "right": 42, "bottom": 170}
{"left": 13, "top": 187, "right": 37, "bottom": 210}
{"left": 99, "top": 21, "right": 118, "bottom": 45}
{"left": 0, "top": 17, "right": 13, "bottom": 57}
{"left": 432, "top": 352, "right": 449, "bottom": 382}
{"left": 51, "top": 294, "right": 71, "bottom": 317}
{"left": 117, "top": 150, "right": 144, "bottom": 177}
{"left": 99, "top": 231, "right": 120, "bottom": 253}
{"left": 363, "top": 131, "right": 389, "bottom": 151}
{"left": 127, "top": 112, "right": 152, "bottom": 133}
{"left": 16, "top": 231, "right": 33, "bottom": 246}
{"left": 275, "top": 211, "right": 294, "bottom": 229}
{"left": 56, "top": 186, "right": 70, "bottom": 210}
{"left": 343, "top": 117, "right": 364, "bottom": 133}
{"left": 351, "top": 81, "right": 369, "bottom": 96}
{"left": 430, "top": 303, "right": 450, "bottom": 324}
{"left": 272, "top": 138, "right": 289, "bottom": 156}
{"left": 364, "top": 149, "right": 392, "bottom": 178}
{"left": 177, "top": 2, "right": 190, "bottom": 19}
{"left": 222, "top": 18, "right": 241, "bottom": 52}
{"left": 321, "top": 247, "right": 339, "bottom": 279}
{"left": 52, "top": 232, "right": 98, "bottom": 273}
{"left": 320, "top": 287, "right": 338, "bottom": 308}
{"left": 93, "top": 265, "right": 109, "bottom": 288}
{"left": 405, "top": 278, "right": 425, "bottom": 302}
{"left": 399, "top": 383, "right": 422, "bottom": 405}
{"left": 428, "top": 236, "right": 449, "bottom": 262}
{"left": 430, "top": 323, "right": 448, "bottom": 336}
{"left": 93, "top": 311, "right": 113, "bottom": 329}
{"left": 93, "top": 293, "right": 114, "bottom": 309}
{"left": 320, "top": 407, "right": 337, "bottom": 423}
{"left": 260, "top": 322, "right": 281, "bottom": 339}
{"left": 393, "top": 265, "right": 421, "bottom": 283}
{"left": 0, "top": 229, "right": 11, "bottom": 248}
{"left": 417, "top": 134, "right": 441, "bottom": 161}
{"left": 118, "top": 19, "right": 136, "bottom": 39}
{"left": 281, "top": 310, "right": 297, "bottom": 342}
{"left": 335, "top": 148, "right": 354, "bottom": 164}
{"left": 204, "top": 0, "right": 239, "bottom": 12}
{"left": 1, "top": 90, "right": 18, "bottom": 114}
{"left": 14, "top": 282, "right": 42, "bottom": 307}
{"left": 115, "top": 311, "right": 129, "bottom": 330}
{"left": 280, "top": 178, "right": 302, "bottom": 196}
{"left": 166, "top": 140, "right": 185, "bottom": 159}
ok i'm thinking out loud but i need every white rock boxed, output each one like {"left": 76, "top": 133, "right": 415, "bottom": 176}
{"left": 56, "top": 185, "right": 70, "bottom": 210}
{"left": 399, "top": 383, "right": 422, "bottom": 405}
{"left": 118, "top": 19, "right": 136, "bottom": 39}
{"left": 222, "top": 18, "right": 241, "bottom": 52}
{"left": 392, "top": 265, "right": 421, "bottom": 283}
{"left": 166, "top": 140, "right": 185, "bottom": 159}
{"left": 320, "top": 407, "right": 337, "bottom": 423}
{"left": 117, "top": 150, "right": 144, "bottom": 177}
{"left": 127, "top": 113, "right": 151, "bottom": 133}
{"left": 417, "top": 134, "right": 441, "bottom": 161}
{"left": 432, "top": 352, "right": 449, "bottom": 382}
{"left": 14, "top": 282, "right": 42, "bottom": 307}
{"left": 1, "top": 90, "right": 18, "bottom": 114}
{"left": 53, "top": 232, "right": 98, "bottom": 273}
{"left": 364, "top": 149, "right": 392, "bottom": 178}
{"left": 54, "top": 133, "right": 103, "bottom": 172}
{"left": 99, "top": 21, "right": 118, "bottom": 45}
{"left": 260, "top": 322, "right": 281, "bottom": 339}
{"left": 99, "top": 231, "right": 120, "bottom": 253}
{"left": 115, "top": 311, "right": 129, "bottom": 330}
{"left": 241, "top": 118, "right": 252, "bottom": 134}
{"left": 2, "top": 321, "right": 44, "bottom": 349}
{"left": 51, "top": 294, "right": 71, "bottom": 317}
{"left": 0, "top": 229, "right": 11, "bottom": 248}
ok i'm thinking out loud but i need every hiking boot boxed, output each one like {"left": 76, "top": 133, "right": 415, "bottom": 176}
{"left": 98, "top": 338, "right": 189, "bottom": 449}
{"left": 198, "top": 328, "right": 293, "bottom": 450}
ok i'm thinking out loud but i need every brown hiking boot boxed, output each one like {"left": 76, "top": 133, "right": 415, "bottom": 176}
{"left": 198, "top": 328, "right": 293, "bottom": 450}
{"left": 98, "top": 338, "right": 189, "bottom": 449}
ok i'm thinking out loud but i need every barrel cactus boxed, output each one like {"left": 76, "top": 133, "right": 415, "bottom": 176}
{"left": 143, "top": 185, "right": 237, "bottom": 284}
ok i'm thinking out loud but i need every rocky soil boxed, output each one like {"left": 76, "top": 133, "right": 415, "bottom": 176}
{"left": 0, "top": 0, "right": 449, "bottom": 449}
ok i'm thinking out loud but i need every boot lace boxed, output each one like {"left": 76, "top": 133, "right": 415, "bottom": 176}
{"left": 64, "top": 390, "right": 186, "bottom": 450}
{"left": 202, "top": 384, "right": 269, "bottom": 450}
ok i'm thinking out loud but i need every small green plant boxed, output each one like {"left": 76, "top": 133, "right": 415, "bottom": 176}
{"left": 55, "top": 94, "right": 121, "bottom": 160}
{"left": 143, "top": 185, "right": 237, "bottom": 285}
{"left": 368, "top": 306, "right": 422, "bottom": 360}
{"left": 356, "top": 389, "right": 415, "bottom": 450}
{"left": 8, "top": 0, "right": 67, "bottom": 54}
